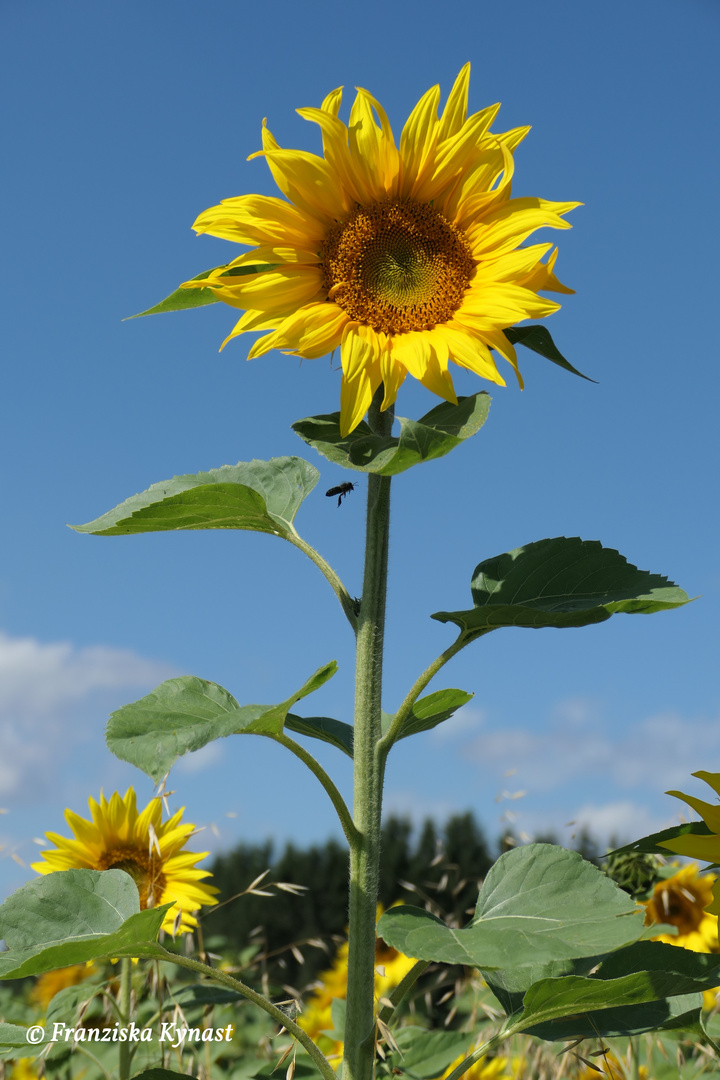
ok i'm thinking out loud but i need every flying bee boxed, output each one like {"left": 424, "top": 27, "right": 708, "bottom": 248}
{"left": 326, "top": 482, "right": 356, "bottom": 507}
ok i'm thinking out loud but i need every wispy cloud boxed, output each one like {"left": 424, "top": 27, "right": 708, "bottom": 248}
{"left": 460, "top": 700, "right": 720, "bottom": 796}
{"left": 0, "top": 629, "right": 175, "bottom": 799}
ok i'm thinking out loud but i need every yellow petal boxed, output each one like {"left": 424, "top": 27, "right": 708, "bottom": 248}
{"left": 437, "top": 64, "right": 471, "bottom": 142}
{"left": 339, "top": 323, "right": 382, "bottom": 436}
{"left": 255, "top": 148, "right": 350, "bottom": 224}
{"left": 467, "top": 198, "right": 580, "bottom": 258}
{"left": 250, "top": 302, "right": 348, "bottom": 361}
{"left": 399, "top": 84, "right": 440, "bottom": 198}
{"left": 516, "top": 247, "right": 575, "bottom": 295}
{"left": 434, "top": 324, "right": 506, "bottom": 385}
{"left": 321, "top": 86, "right": 343, "bottom": 118}
{"left": 192, "top": 194, "right": 323, "bottom": 248}
{"left": 205, "top": 266, "right": 325, "bottom": 314}
{"left": 458, "top": 282, "right": 561, "bottom": 325}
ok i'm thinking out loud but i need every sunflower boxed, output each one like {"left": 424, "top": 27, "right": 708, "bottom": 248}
{"left": 31, "top": 789, "right": 218, "bottom": 934}
{"left": 183, "top": 65, "right": 578, "bottom": 435}
{"left": 641, "top": 863, "right": 719, "bottom": 953}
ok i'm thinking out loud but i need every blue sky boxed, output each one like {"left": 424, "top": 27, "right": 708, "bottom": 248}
{"left": 1, "top": 0, "right": 719, "bottom": 901}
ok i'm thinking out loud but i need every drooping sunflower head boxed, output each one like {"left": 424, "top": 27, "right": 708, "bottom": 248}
{"left": 32, "top": 788, "right": 219, "bottom": 934}
{"left": 183, "top": 65, "right": 579, "bottom": 435}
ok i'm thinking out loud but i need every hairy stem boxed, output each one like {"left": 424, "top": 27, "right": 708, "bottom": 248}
{"left": 344, "top": 391, "right": 394, "bottom": 1080}
{"left": 117, "top": 956, "right": 133, "bottom": 1080}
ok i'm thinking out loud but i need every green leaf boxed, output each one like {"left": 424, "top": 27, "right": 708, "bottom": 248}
{"left": 432, "top": 537, "right": 690, "bottom": 636}
{"left": 505, "top": 325, "right": 595, "bottom": 382}
{"left": 0, "top": 1022, "right": 54, "bottom": 1060}
{"left": 72, "top": 456, "right": 318, "bottom": 539}
{"left": 387, "top": 688, "right": 474, "bottom": 743}
{"left": 511, "top": 943, "right": 720, "bottom": 1038}
{"left": 377, "top": 844, "right": 646, "bottom": 970}
{"left": 608, "top": 821, "right": 713, "bottom": 857}
{"left": 285, "top": 714, "right": 354, "bottom": 758}
{"left": 385, "top": 1028, "right": 473, "bottom": 1079}
{"left": 106, "top": 662, "right": 337, "bottom": 782}
{"left": 514, "top": 976, "right": 702, "bottom": 1037}
{"left": 292, "top": 393, "right": 490, "bottom": 476}
{"left": 127, "top": 263, "right": 278, "bottom": 318}
{"left": 0, "top": 870, "right": 170, "bottom": 979}
{"left": 131, "top": 1072, "right": 200, "bottom": 1080}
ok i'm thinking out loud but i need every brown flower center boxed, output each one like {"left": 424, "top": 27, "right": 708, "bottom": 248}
{"left": 321, "top": 199, "right": 474, "bottom": 334}
{"left": 97, "top": 847, "right": 166, "bottom": 910}
{"left": 656, "top": 883, "right": 703, "bottom": 936}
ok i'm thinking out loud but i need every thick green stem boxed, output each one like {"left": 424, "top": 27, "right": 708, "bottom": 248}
{"left": 344, "top": 391, "right": 394, "bottom": 1080}
{"left": 118, "top": 956, "right": 133, "bottom": 1080}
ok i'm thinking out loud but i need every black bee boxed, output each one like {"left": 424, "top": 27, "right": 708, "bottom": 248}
{"left": 326, "top": 482, "right": 356, "bottom": 507}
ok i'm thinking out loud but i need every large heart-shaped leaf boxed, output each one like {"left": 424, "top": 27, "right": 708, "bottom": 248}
{"left": 0, "top": 870, "right": 169, "bottom": 979}
{"left": 292, "top": 393, "right": 490, "bottom": 476}
{"left": 432, "top": 537, "right": 690, "bottom": 636}
{"left": 106, "top": 662, "right": 337, "bottom": 781}
{"left": 377, "top": 844, "right": 645, "bottom": 970}
{"left": 73, "top": 457, "right": 318, "bottom": 539}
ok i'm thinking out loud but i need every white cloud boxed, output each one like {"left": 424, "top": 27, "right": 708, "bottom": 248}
{"left": 0, "top": 630, "right": 171, "bottom": 717}
{"left": 461, "top": 705, "right": 720, "bottom": 796}
{"left": 0, "top": 629, "right": 175, "bottom": 799}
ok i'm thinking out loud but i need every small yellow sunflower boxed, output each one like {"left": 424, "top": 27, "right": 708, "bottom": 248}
{"left": 183, "top": 64, "right": 578, "bottom": 435}
{"left": 642, "top": 863, "right": 719, "bottom": 953}
{"left": 30, "top": 963, "right": 95, "bottom": 1009}
{"left": 441, "top": 1049, "right": 524, "bottom": 1080}
{"left": 31, "top": 788, "right": 218, "bottom": 934}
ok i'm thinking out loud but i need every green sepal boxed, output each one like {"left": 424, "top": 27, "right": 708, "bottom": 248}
{"left": 127, "top": 263, "right": 278, "bottom": 318}
{"left": 0, "top": 870, "right": 170, "bottom": 980}
{"left": 292, "top": 393, "right": 490, "bottom": 476}
{"left": 432, "top": 537, "right": 690, "bottom": 636}
{"left": 72, "top": 456, "right": 318, "bottom": 539}
{"left": 376, "top": 844, "right": 646, "bottom": 970}
{"left": 505, "top": 324, "right": 595, "bottom": 382}
{"left": 106, "top": 662, "right": 337, "bottom": 781}
{"left": 608, "top": 821, "right": 713, "bottom": 857}
{"left": 384, "top": 1028, "right": 474, "bottom": 1079}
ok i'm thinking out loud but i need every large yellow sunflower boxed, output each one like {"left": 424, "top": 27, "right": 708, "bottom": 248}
{"left": 182, "top": 64, "right": 578, "bottom": 435}
{"left": 31, "top": 788, "right": 218, "bottom": 934}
